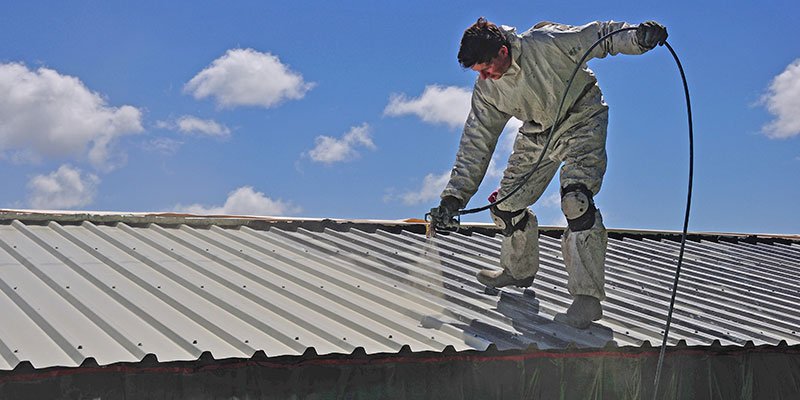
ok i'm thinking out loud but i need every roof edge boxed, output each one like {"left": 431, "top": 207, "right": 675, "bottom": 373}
{"left": 1, "top": 209, "right": 797, "bottom": 243}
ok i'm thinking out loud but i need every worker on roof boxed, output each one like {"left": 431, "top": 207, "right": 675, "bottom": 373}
{"left": 429, "top": 18, "right": 667, "bottom": 329}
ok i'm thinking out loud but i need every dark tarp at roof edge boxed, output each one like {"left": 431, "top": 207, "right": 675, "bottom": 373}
{"left": 2, "top": 345, "right": 799, "bottom": 399}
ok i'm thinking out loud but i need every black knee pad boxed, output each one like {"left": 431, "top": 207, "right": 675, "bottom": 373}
{"left": 561, "top": 183, "right": 597, "bottom": 232}
{"left": 490, "top": 206, "right": 530, "bottom": 236}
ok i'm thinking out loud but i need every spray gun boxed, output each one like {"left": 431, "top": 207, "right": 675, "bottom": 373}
{"left": 424, "top": 206, "right": 460, "bottom": 237}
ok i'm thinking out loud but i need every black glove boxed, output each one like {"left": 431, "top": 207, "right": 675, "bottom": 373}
{"left": 636, "top": 21, "right": 668, "bottom": 49}
{"left": 428, "top": 196, "right": 462, "bottom": 231}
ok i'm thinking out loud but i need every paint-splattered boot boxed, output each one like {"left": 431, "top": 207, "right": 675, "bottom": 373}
{"left": 555, "top": 295, "right": 603, "bottom": 329}
{"left": 476, "top": 269, "right": 534, "bottom": 288}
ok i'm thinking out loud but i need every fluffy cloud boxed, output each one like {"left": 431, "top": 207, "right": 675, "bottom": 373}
{"left": 544, "top": 214, "right": 567, "bottom": 227}
{"left": 175, "top": 186, "right": 300, "bottom": 216}
{"left": 308, "top": 123, "right": 376, "bottom": 164}
{"left": 27, "top": 165, "right": 99, "bottom": 209}
{"left": 143, "top": 137, "right": 184, "bottom": 156}
{"left": 185, "top": 48, "right": 314, "bottom": 109}
{"left": 486, "top": 118, "right": 523, "bottom": 178}
{"left": 536, "top": 192, "right": 567, "bottom": 227}
{"left": 397, "top": 171, "right": 451, "bottom": 206}
{"left": 0, "top": 62, "right": 143, "bottom": 171}
{"left": 384, "top": 85, "right": 471, "bottom": 129}
{"left": 761, "top": 58, "right": 800, "bottom": 139}
{"left": 157, "top": 115, "right": 230, "bottom": 137}
{"left": 393, "top": 118, "right": 522, "bottom": 206}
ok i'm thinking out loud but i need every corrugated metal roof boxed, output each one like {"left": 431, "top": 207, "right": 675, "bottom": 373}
{"left": 0, "top": 212, "right": 798, "bottom": 371}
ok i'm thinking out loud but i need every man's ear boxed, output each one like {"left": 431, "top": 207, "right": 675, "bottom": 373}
{"left": 498, "top": 45, "right": 508, "bottom": 57}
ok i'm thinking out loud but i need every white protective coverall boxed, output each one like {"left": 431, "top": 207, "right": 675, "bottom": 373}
{"left": 441, "top": 21, "right": 651, "bottom": 300}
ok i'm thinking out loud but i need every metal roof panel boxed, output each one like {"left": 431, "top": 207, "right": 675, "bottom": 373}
{"left": 0, "top": 213, "right": 798, "bottom": 370}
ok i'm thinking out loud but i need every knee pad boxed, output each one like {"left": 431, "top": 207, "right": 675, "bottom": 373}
{"left": 490, "top": 206, "right": 530, "bottom": 236}
{"left": 561, "top": 183, "right": 597, "bottom": 232}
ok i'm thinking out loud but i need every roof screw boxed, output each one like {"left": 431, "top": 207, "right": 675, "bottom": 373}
{"left": 138, "top": 343, "right": 142, "bottom": 347}
{"left": 192, "top": 340, "right": 198, "bottom": 344}
{"left": 77, "top": 345, "right": 83, "bottom": 349}
{"left": 388, "top": 335, "right": 393, "bottom": 339}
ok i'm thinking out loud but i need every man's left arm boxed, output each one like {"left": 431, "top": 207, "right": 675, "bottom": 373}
{"left": 554, "top": 20, "right": 668, "bottom": 61}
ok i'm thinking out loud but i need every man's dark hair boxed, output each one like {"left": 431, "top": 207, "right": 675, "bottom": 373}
{"left": 458, "top": 17, "right": 511, "bottom": 68}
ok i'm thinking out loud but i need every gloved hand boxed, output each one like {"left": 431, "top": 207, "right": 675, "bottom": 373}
{"left": 428, "top": 196, "right": 462, "bottom": 231}
{"left": 636, "top": 21, "right": 668, "bottom": 49}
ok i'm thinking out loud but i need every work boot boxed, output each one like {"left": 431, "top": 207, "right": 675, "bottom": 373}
{"left": 554, "top": 295, "right": 603, "bottom": 329}
{"left": 476, "top": 269, "right": 534, "bottom": 288}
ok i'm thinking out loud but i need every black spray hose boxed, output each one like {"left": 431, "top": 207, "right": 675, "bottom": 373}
{"left": 652, "top": 40, "right": 693, "bottom": 400}
{"left": 451, "top": 27, "right": 694, "bottom": 399}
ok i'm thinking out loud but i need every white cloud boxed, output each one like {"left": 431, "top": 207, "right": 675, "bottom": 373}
{"left": 761, "top": 58, "right": 800, "bottom": 139}
{"left": 539, "top": 191, "right": 562, "bottom": 208}
{"left": 544, "top": 214, "right": 567, "bottom": 227}
{"left": 143, "top": 137, "right": 184, "bottom": 155}
{"left": 398, "top": 171, "right": 451, "bottom": 206}
{"left": 384, "top": 85, "right": 471, "bottom": 129}
{"left": 393, "top": 118, "right": 522, "bottom": 207}
{"left": 27, "top": 165, "right": 99, "bottom": 209}
{"left": 0, "top": 62, "right": 144, "bottom": 171}
{"left": 157, "top": 115, "right": 231, "bottom": 137}
{"left": 308, "top": 123, "right": 375, "bottom": 164}
{"left": 175, "top": 186, "right": 300, "bottom": 216}
{"left": 486, "top": 118, "right": 523, "bottom": 178}
{"left": 184, "top": 48, "right": 314, "bottom": 109}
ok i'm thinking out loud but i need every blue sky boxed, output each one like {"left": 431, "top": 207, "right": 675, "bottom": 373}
{"left": 1, "top": 1, "right": 798, "bottom": 234}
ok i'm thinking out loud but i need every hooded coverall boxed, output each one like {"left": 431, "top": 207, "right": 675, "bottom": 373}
{"left": 441, "top": 21, "right": 651, "bottom": 300}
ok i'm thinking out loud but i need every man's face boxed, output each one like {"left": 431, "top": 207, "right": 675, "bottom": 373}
{"left": 471, "top": 46, "right": 511, "bottom": 80}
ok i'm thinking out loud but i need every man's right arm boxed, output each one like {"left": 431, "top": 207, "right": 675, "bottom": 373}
{"left": 440, "top": 87, "right": 510, "bottom": 207}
